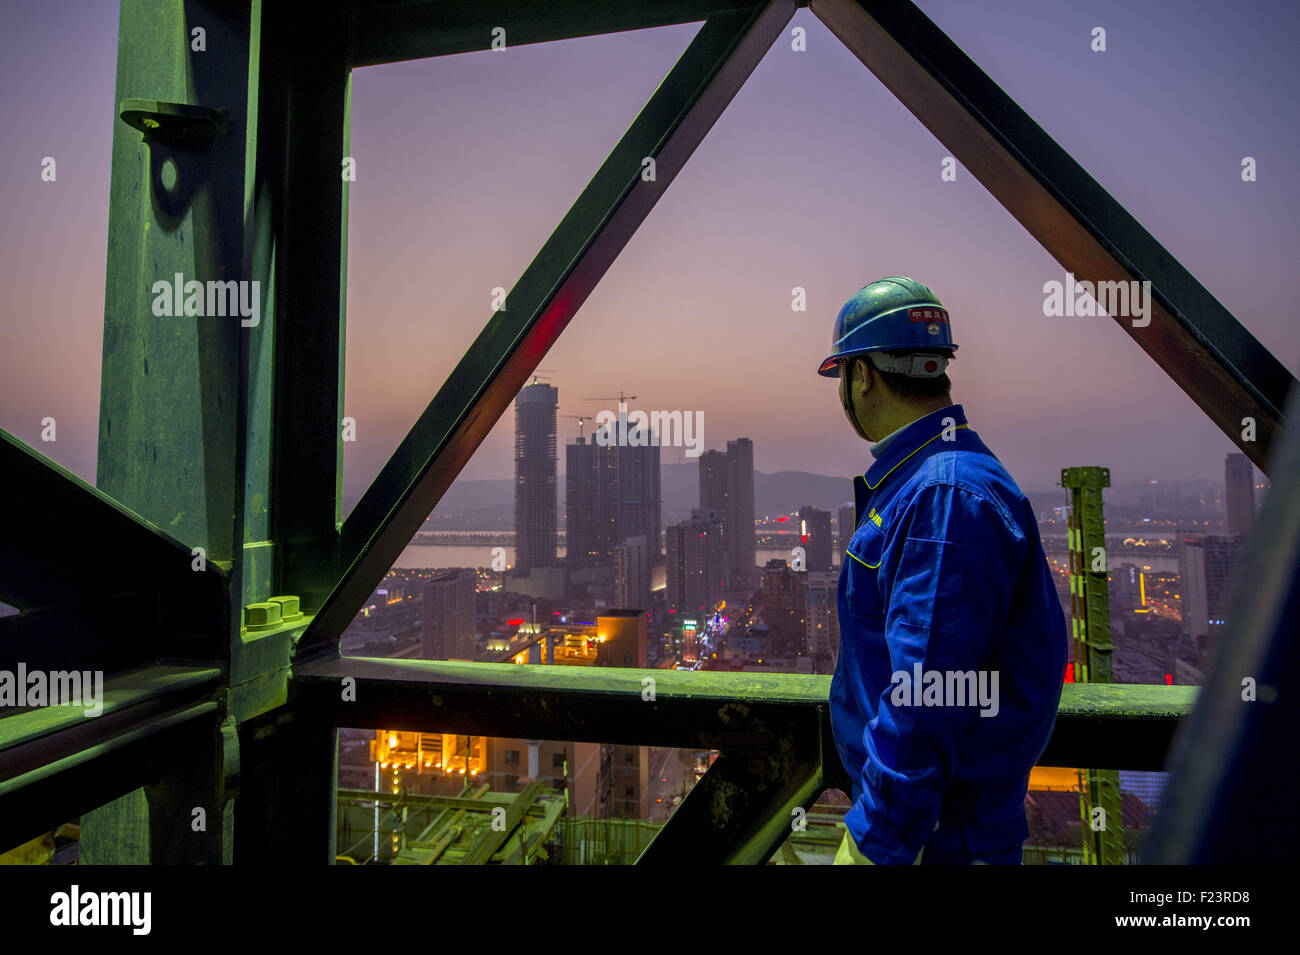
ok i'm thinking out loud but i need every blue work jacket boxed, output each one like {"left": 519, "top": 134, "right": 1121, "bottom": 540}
{"left": 830, "top": 404, "right": 1068, "bottom": 864}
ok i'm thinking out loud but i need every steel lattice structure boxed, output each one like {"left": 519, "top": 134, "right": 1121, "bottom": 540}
{"left": 1, "top": 0, "right": 1295, "bottom": 864}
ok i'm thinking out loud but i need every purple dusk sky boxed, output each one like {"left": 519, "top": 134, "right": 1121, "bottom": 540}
{"left": 2, "top": 0, "right": 1296, "bottom": 507}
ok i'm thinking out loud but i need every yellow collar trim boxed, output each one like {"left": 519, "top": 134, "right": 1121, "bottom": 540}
{"left": 863, "top": 423, "right": 969, "bottom": 490}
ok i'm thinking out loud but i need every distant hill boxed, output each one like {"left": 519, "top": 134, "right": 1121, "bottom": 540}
{"left": 756, "top": 468, "right": 856, "bottom": 515}
{"left": 661, "top": 462, "right": 851, "bottom": 524}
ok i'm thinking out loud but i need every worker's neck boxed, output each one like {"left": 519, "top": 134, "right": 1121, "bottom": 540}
{"left": 872, "top": 398, "right": 952, "bottom": 442}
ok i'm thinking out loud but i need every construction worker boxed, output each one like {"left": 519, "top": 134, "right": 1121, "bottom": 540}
{"left": 820, "top": 277, "right": 1068, "bottom": 865}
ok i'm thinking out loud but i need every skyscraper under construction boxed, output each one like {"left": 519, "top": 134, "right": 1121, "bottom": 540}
{"left": 699, "top": 437, "right": 756, "bottom": 592}
{"left": 514, "top": 382, "right": 558, "bottom": 571}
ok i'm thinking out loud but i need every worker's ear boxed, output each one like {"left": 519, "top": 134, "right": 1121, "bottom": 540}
{"left": 854, "top": 357, "right": 874, "bottom": 394}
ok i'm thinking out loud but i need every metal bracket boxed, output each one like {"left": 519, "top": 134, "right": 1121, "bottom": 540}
{"left": 119, "top": 99, "right": 228, "bottom": 144}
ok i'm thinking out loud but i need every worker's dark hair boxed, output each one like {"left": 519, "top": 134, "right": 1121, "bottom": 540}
{"left": 857, "top": 351, "right": 953, "bottom": 403}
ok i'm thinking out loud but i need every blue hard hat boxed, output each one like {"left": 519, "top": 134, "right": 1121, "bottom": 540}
{"left": 817, "top": 276, "right": 958, "bottom": 377}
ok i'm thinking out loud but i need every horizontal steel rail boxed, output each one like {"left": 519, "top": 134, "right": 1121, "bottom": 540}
{"left": 0, "top": 665, "right": 224, "bottom": 850}
{"left": 292, "top": 654, "right": 1193, "bottom": 862}
{"left": 294, "top": 655, "right": 1192, "bottom": 762}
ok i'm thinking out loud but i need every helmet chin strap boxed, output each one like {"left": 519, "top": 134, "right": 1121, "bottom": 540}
{"left": 839, "top": 360, "right": 874, "bottom": 442}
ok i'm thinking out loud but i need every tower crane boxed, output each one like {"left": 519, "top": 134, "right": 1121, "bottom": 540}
{"left": 563, "top": 415, "right": 592, "bottom": 440}
{"left": 580, "top": 391, "right": 638, "bottom": 407}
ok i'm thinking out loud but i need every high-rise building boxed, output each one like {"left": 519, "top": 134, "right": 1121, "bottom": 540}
{"left": 699, "top": 448, "right": 729, "bottom": 583}
{"left": 760, "top": 558, "right": 807, "bottom": 659}
{"left": 615, "top": 418, "right": 661, "bottom": 562}
{"left": 515, "top": 382, "right": 558, "bottom": 571}
{"left": 1255, "top": 475, "right": 1271, "bottom": 514}
{"left": 422, "top": 568, "right": 477, "bottom": 660}
{"left": 566, "top": 414, "right": 660, "bottom": 567}
{"left": 699, "top": 449, "right": 727, "bottom": 518}
{"left": 565, "top": 434, "right": 620, "bottom": 561}
{"left": 728, "top": 438, "right": 756, "bottom": 591}
{"left": 1178, "top": 535, "right": 1241, "bottom": 647}
{"left": 665, "top": 508, "right": 726, "bottom": 616}
{"left": 595, "top": 435, "right": 621, "bottom": 558}
{"left": 613, "top": 534, "right": 649, "bottom": 611}
{"left": 565, "top": 437, "right": 600, "bottom": 561}
{"left": 1225, "top": 453, "right": 1255, "bottom": 539}
{"left": 804, "top": 570, "right": 840, "bottom": 673}
{"left": 797, "top": 505, "right": 834, "bottom": 573}
{"left": 698, "top": 437, "right": 756, "bottom": 592}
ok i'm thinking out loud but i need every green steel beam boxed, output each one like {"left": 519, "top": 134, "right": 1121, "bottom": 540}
{"left": 497, "top": 794, "right": 568, "bottom": 864}
{"left": 294, "top": 658, "right": 1193, "bottom": 861}
{"left": 338, "top": 789, "right": 522, "bottom": 810}
{"left": 345, "top": 0, "right": 770, "bottom": 67}
{"left": 1062, "top": 466, "right": 1124, "bottom": 865}
{"left": 234, "top": 703, "right": 339, "bottom": 865}
{"left": 97, "top": 0, "right": 254, "bottom": 567}
{"left": 256, "top": 1, "right": 350, "bottom": 612}
{"left": 637, "top": 741, "right": 827, "bottom": 864}
{"left": 462, "top": 780, "right": 543, "bottom": 864}
{"left": 0, "top": 665, "right": 223, "bottom": 853}
{"left": 0, "top": 431, "right": 229, "bottom": 672}
{"left": 1063, "top": 466, "right": 1113, "bottom": 684}
{"left": 86, "top": 0, "right": 261, "bottom": 863}
{"left": 294, "top": 656, "right": 831, "bottom": 750}
{"left": 295, "top": 657, "right": 1192, "bottom": 752}
{"left": 299, "top": 1, "right": 798, "bottom": 651}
